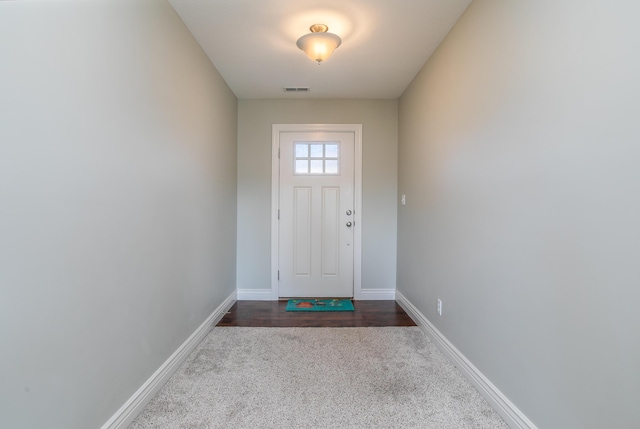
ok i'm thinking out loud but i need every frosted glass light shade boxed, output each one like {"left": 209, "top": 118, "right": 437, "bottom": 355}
{"left": 296, "top": 25, "right": 342, "bottom": 64}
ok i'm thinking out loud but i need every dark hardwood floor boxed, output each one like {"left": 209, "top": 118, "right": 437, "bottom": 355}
{"left": 217, "top": 300, "right": 416, "bottom": 327}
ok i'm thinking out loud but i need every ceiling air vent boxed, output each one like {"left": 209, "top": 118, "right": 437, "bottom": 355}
{"left": 283, "top": 87, "right": 310, "bottom": 93}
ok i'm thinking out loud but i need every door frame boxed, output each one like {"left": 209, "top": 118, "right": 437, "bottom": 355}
{"left": 271, "top": 124, "right": 363, "bottom": 300}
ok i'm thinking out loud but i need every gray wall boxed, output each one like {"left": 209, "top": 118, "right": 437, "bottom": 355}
{"left": 0, "top": 1, "right": 237, "bottom": 428}
{"left": 397, "top": 1, "right": 640, "bottom": 428}
{"left": 237, "top": 99, "right": 398, "bottom": 293}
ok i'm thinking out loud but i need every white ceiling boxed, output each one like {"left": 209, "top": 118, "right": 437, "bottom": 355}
{"left": 168, "top": 0, "right": 471, "bottom": 99}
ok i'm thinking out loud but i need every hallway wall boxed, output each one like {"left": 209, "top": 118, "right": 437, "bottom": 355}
{"left": 397, "top": 1, "right": 640, "bottom": 428}
{"left": 237, "top": 99, "right": 398, "bottom": 296}
{"left": 0, "top": 1, "right": 237, "bottom": 428}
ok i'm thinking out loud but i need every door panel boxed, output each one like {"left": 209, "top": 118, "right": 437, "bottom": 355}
{"left": 279, "top": 131, "right": 354, "bottom": 298}
{"left": 321, "top": 187, "right": 339, "bottom": 277}
{"left": 293, "top": 187, "right": 311, "bottom": 276}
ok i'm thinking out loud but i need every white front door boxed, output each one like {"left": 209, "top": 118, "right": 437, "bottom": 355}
{"left": 278, "top": 131, "right": 355, "bottom": 298}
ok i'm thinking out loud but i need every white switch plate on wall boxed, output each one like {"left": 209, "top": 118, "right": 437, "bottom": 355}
{"left": 437, "top": 299, "right": 442, "bottom": 316}
{"left": 401, "top": 194, "right": 406, "bottom": 205}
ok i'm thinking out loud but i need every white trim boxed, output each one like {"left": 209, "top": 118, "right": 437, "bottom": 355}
{"left": 271, "top": 124, "right": 363, "bottom": 300}
{"left": 100, "top": 291, "right": 236, "bottom": 429}
{"left": 237, "top": 289, "right": 273, "bottom": 301}
{"left": 356, "top": 288, "right": 396, "bottom": 300}
{"left": 395, "top": 291, "right": 538, "bottom": 429}
{"left": 271, "top": 125, "right": 280, "bottom": 300}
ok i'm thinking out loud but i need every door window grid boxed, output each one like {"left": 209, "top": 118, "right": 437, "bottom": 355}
{"left": 294, "top": 142, "right": 340, "bottom": 175}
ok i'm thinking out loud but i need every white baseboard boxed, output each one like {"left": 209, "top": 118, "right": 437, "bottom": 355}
{"left": 355, "top": 288, "right": 396, "bottom": 300}
{"left": 395, "top": 291, "right": 537, "bottom": 429}
{"left": 238, "top": 288, "right": 396, "bottom": 301}
{"left": 236, "top": 289, "right": 273, "bottom": 300}
{"left": 100, "top": 291, "right": 236, "bottom": 429}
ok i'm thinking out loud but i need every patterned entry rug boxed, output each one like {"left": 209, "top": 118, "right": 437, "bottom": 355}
{"left": 285, "top": 299, "right": 355, "bottom": 312}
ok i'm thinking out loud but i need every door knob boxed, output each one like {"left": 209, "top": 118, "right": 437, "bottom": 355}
{"left": 346, "top": 210, "right": 352, "bottom": 216}
{"left": 346, "top": 221, "right": 352, "bottom": 227}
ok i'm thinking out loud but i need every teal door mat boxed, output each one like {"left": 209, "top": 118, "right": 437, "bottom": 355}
{"left": 286, "top": 299, "right": 355, "bottom": 312}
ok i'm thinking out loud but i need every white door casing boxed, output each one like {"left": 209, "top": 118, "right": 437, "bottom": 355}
{"left": 271, "top": 124, "right": 362, "bottom": 300}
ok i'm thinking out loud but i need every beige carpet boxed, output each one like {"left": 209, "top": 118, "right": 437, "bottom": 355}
{"left": 130, "top": 327, "right": 508, "bottom": 428}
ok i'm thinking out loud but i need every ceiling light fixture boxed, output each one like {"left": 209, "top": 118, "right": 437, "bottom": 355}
{"left": 296, "top": 24, "right": 342, "bottom": 65}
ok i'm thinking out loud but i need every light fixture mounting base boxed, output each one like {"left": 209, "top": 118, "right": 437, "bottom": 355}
{"left": 309, "top": 24, "right": 329, "bottom": 33}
